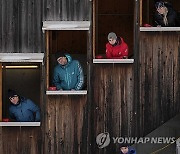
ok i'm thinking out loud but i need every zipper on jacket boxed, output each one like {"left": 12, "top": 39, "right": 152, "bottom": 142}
{"left": 66, "top": 68, "right": 70, "bottom": 89}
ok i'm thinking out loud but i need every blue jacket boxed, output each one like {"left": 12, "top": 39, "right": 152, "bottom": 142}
{"left": 53, "top": 54, "right": 84, "bottom": 90}
{"left": 9, "top": 97, "right": 40, "bottom": 122}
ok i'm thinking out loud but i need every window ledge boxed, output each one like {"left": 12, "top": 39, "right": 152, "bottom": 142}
{"left": 0, "top": 53, "right": 44, "bottom": 63}
{"left": 46, "top": 90, "right": 87, "bottom": 95}
{"left": 140, "top": 27, "right": 180, "bottom": 32}
{"left": 42, "top": 21, "right": 90, "bottom": 31}
{"left": 93, "top": 59, "right": 134, "bottom": 64}
{"left": 0, "top": 122, "right": 41, "bottom": 127}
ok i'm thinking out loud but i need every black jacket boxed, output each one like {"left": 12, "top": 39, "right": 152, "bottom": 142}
{"left": 154, "top": 2, "right": 180, "bottom": 27}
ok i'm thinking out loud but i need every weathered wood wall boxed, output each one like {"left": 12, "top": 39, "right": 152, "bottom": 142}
{"left": 0, "top": 0, "right": 90, "bottom": 53}
{"left": 91, "top": 64, "right": 134, "bottom": 153}
{"left": 0, "top": 0, "right": 42, "bottom": 53}
{"left": 43, "top": 0, "right": 90, "bottom": 21}
{"left": 137, "top": 32, "right": 180, "bottom": 136}
{"left": 45, "top": 95, "right": 88, "bottom": 154}
{"left": 1, "top": 127, "right": 42, "bottom": 154}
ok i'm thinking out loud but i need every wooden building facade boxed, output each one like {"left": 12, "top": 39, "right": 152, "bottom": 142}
{"left": 0, "top": 0, "right": 180, "bottom": 154}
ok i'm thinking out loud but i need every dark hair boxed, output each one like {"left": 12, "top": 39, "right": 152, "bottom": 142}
{"left": 55, "top": 50, "right": 66, "bottom": 60}
{"left": 155, "top": 1, "right": 165, "bottom": 9}
{"left": 120, "top": 143, "right": 129, "bottom": 148}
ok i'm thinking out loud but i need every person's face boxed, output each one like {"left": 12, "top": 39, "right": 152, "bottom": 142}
{"left": 108, "top": 38, "right": 116, "bottom": 45}
{"left": 157, "top": 7, "right": 166, "bottom": 14}
{"left": 57, "top": 57, "right": 67, "bottom": 65}
{"left": 9, "top": 95, "right": 19, "bottom": 105}
{"left": 120, "top": 147, "right": 129, "bottom": 154}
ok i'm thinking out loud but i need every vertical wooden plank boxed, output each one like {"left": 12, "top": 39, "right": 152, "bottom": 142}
{"left": 140, "top": 0, "right": 142, "bottom": 26}
{"left": 0, "top": 63, "right": 2, "bottom": 121}
{"left": 46, "top": 31, "right": 49, "bottom": 89}
{"left": 92, "top": 0, "right": 96, "bottom": 58}
{"left": 134, "top": 0, "right": 140, "bottom": 137}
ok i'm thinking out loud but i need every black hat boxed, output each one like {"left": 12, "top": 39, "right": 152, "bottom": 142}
{"left": 55, "top": 51, "right": 66, "bottom": 60}
{"left": 155, "top": 1, "right": 165, "bottom": 9}
{"left": 8, "top": 89, "right": 18, "bottom": 98}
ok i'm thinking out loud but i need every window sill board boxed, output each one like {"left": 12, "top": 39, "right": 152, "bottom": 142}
{"left": 93, "top": 59, "right": 134, "bottom": 64}
{"left": 46, "top": 90, "right": 87, "bottom": 95}
{"left": 0, "top": 122, "right": 41, "bottom": 127}
{"left": 140, "top": 27, "right": 180, "bottom": 32}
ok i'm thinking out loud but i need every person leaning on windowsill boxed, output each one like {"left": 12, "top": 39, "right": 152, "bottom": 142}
{"left": 154, "top": 1, "right": 180, "bottom": 27}
{"left": 106, "top": 32, "right": 129, "bottom": 59}
{"left": 53, "top": 51, "right": 84, "bottom": 91}
{"left": 8, "top": 89, "right": 40, "bottom": 122}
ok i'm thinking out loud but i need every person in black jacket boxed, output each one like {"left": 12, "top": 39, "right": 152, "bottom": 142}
{"left": 154, "top": 1, "right": 180, "bottom": 27}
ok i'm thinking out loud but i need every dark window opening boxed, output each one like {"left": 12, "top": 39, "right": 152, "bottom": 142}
{"left": 2, "top": 62, "right": 41, "bottom": 123}
{"left": 93, "top": 0, "right": 134, "bottom": 59}
{"left": 47, "top": 30, "right": 88, "bottom": 91}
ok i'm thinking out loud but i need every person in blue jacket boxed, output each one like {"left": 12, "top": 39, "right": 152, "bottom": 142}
{"left": 120, "top": 144, "right": 136, "bottom": 154}
{"left": 8, "top": 89, "right": 40, "bottom": 122}
{"left": 53, "top": 51, "right": 84, "bottom": 90}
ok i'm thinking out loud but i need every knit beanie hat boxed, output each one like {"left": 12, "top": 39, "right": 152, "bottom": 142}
{"left": 55, "top": 51, "right": 66, "bottom": 60}
{"left": 155, "top": 1, "right": 165, "bottom": 9}
{"left": 108, "top": 32, "right": 117, "bottom": 40}
{"left": 8, "top": 89, "right": 18, "bottom": 98}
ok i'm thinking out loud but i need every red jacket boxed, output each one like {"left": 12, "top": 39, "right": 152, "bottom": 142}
{"left": 106, "top": 37, "right": 129, "bottom": 59}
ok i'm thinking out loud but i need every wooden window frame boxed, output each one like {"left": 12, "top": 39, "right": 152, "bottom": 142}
{"left": 0, "top": 53, "right": 43, "bottom": 126}
{"left": 43, "top": 21, "right": 90, "bottom": 95}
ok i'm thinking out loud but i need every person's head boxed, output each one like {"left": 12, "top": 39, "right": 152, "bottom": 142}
{"left": 108, "top": 32, "right": 117, "bottom": 45}
{"left": 8, "top": 89, "right": 19, "bottom": 105}
{"left": 120, "top": 144, "right": 129, "bottom": 154}
{"left": 55, "top": 51, "right": 68, "bottom": 66}
{"left": 155, "top": 1, "right": 167, "bottom": 14}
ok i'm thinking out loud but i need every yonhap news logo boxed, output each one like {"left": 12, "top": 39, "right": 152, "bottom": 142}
{"left": 96, "top": 132, "right": 176, "bottom": 148}
{"left": 96, "top": 132, "right": 111, "bottom": 148}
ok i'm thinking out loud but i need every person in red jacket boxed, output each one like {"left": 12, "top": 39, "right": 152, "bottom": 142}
{"left": 106, "top": 32, "right": 129, "bottom": 59}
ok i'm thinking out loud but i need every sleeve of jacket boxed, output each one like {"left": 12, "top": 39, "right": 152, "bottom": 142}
{"left": 75, "top": 61, "right": 84, "bottom": 90}
{"left": 9, "top": 107, "right": 16, "bottom": 120}
{"left": 27, "top": 99, "right": 41, "bottom": 122}
{"left": 53, "top": 67, "right": 62, "bottom": 90}
{"left": 122, "top": 43, "right": 129, "bottom": 57}
{"left": 106, "top": 43, "right": 113, "bottom": 58}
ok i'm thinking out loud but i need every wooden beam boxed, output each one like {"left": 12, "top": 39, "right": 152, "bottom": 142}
{"left": 92, "top": 0, "right": 96, "bottom": 58}
{"left": 46, "top": 31, "right": 49, "bottom": 90}
{"left": 140, "top": 0, "right": 142, "bottom": 26}
{"left": 0, "top": 63, "right": 2, "bottom": 121}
